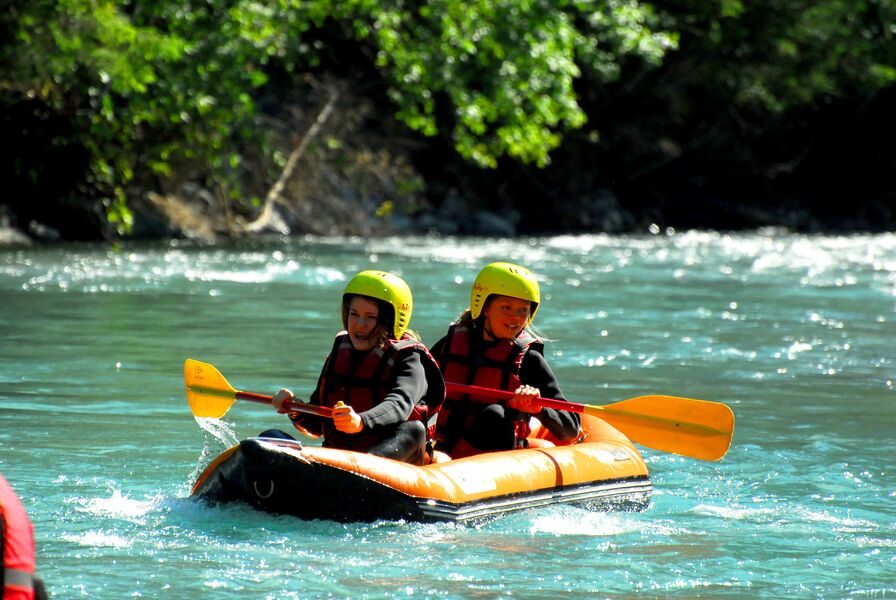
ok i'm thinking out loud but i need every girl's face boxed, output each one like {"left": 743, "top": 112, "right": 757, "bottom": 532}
{"left": 346, "top": 296, "right": 382, "bottom": 351}
{"left": 482, "top": 295, "right": 531, "bottom": 340}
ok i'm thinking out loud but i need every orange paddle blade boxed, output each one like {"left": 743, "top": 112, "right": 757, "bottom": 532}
{"left": 184, "top": 359, "right": 332, "bottom": 420}
{"left": 583, "top": 395, "right": 735, "bottom": 461}
{"left": 445, "top": 382, "right": 735, "bottom": 461}
{"left": 185, "top": 359, "right": 238, "bottom": 418}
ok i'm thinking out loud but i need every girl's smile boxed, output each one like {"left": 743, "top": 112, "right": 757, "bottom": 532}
{"left": 482, "top": 295, "right": 531, "bottom": 340}
{"left": 346, "top": 296, "right": 382, "bottom": 351}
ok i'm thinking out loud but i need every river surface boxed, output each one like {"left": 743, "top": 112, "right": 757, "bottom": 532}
{"left": 1, "top": 232, "right": 894, "bottom": 598}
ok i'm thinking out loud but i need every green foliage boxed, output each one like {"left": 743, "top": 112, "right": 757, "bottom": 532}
{"left": 3, "top": 0, "right": 271, "bottom": 234}
{"left": 374, "top": 199, "right": 394, "bottom": 217}
{"left": 1, "top": 0, "right": 893, "bottom": 235}
{"left": 360, "top": 0, "right": 674, "bottom": 167}
{"left": 652, "top": 0, "right": 896, "bottom": 112}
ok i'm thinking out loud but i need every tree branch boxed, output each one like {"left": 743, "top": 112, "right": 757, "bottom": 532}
{"left": 243, "top": 89, "right": 340, "bottom": 233}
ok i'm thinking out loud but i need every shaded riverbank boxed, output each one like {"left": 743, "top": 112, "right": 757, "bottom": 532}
{"left": 3, "top": 78, "right": 894, "bottom": 246}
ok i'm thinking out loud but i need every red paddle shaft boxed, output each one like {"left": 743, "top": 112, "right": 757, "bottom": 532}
{"left": 236, "top": 391, "right": 334, "bottom": 418}
{"left": 446, "top": 382, "right": 582, "bottom": 413}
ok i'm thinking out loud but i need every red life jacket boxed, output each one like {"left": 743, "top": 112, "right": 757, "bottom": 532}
{"left": 1, "top": 474, "right": 37, "bottom": 600}
{"left": 434, "top": 322, "right": 541, "bottom": 447}
{"left": 317, "top": 332, "right": 445, "bottom": 451}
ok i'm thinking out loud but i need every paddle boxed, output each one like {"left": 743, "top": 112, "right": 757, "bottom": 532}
{"left": 184, "top": 359, "right": 333, "bottom": 420}
{"left": 446, "top": 382, "right": 734, "bottom": 461}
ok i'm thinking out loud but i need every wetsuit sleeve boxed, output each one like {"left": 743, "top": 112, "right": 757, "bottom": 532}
{"left": 520, "top": 349, "right": 581, "bottom": 441}
{"left": 359, "top": 351, "right": 428, "bottom": 431}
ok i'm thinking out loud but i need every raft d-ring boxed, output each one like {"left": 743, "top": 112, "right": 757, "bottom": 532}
{"left": 253, "top": 479, "right": 275, "bottom": 499}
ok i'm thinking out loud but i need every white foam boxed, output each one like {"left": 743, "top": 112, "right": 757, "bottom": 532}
{"left": 526, "top": 507, "right": 679, "bottom": 537}
{"left": 75, "top": 489, "right": 160, "bottom": 521}
{"left": 62, "top": 530, "right": 132, "bottom": 548}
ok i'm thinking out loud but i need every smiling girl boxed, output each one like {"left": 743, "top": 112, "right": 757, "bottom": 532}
{"left": 431, "top": 262, "right": 580, "bottom": 458}
{"left": 269, "top": 270, "right": 444, "bottom": 465}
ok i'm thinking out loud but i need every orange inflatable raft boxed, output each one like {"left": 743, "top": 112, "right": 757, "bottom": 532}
{"left": 191, "top": 414, "right": 651, "bottom": 523}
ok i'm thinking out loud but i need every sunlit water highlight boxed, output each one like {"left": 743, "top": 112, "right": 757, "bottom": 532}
{"left": 1, "top": 232, "right": 894, "bottom": 598}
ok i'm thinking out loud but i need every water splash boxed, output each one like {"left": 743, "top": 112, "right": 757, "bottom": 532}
{"left": 194, "top": 416, "right": 240, "bottom": 449}
{"left": 74, "top": 489, "right": 161, "bottom": 521}
{"left": 185, "top": 417, "right": 241, "bottom": 485}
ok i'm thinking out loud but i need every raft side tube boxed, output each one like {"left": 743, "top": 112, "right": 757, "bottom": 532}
{"left": 190, "top": 415, "right": 652, "bottom": 522}
{"left": 192, "top": 437, "right": 651, "bottom": 523}
{"left": 280, "top": 413, "right": 649, "bottom": 504}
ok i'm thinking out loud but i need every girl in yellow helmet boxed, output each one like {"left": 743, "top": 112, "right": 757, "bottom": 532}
{"left": 266, "top": 270, "right": 445, "bottom": 465}
{"left": 432, "top": 262, "right": 580, "bottom": 458}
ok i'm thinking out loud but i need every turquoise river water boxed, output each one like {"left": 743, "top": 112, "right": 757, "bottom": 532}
{"left": 1, "top": 232, "right": 894, "bottom": 598}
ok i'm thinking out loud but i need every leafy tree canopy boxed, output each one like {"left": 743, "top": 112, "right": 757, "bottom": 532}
{"left": 1, "top": 0, "right": 893, "bottom": 234}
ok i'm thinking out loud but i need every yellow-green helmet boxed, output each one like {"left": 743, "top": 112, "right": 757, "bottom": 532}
{"left": 470, "top": 262, "right": 540, "bottom": 323}
{"left": 343, "top": 270, "right": 413, "bottom": 339}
